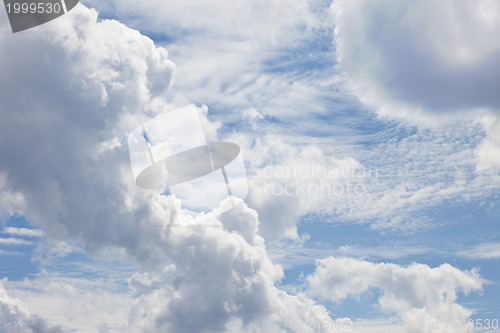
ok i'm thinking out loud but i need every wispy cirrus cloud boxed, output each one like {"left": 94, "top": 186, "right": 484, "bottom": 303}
{"left": 458, "top": 243, "right": 500, "bottom": 260}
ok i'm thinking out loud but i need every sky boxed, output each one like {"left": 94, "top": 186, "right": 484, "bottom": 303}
{"left": 0, "top": 0, "right": 499, "bottom": 332}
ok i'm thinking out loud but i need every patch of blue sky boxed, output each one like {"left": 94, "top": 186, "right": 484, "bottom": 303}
{"left": 426, "top": 196, "right": 500, "bottom": 316}
{"left": 294, "top": 190, "right": 499, "bottom": 257}
{"left": 0, "top": 250, "right": 37, "bottom": 281}
{"left": 0, "top": 215, "right": 40, "bottom": 281}
{"left": 126, "top": 21, "right": 190, "bottom": 46}
{"left": 218, "top": 108, "right": 366, "bottom": 142}
{"left": 0, "top": 214, "right": 138, "bottom": 294}
{"left": 460, "top": 265, "right": 500, "bottom": 319}
{"left": 429, "top": 195, "right": 500, "bottom": 245}
{"left": 296, "top": 216, "right": 431, "bottom": 260}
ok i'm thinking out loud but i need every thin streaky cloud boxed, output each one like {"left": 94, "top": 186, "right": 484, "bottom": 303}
{"left": 0, "top": 237, "right": 33, "bottom": 246}
{"left": 458, "top": 243, "right": 500, "bottom": 260}
{"left": 0, "top": 249, "right": 24, "bottom": 256}
{"left": 2, "top": 227, "right": 45, "bottom": 238}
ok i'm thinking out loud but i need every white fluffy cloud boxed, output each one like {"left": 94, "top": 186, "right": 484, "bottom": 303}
{"left": 0, "top": 4, "right": 177, "bottom": 265}
{"left": 126, "top": 199, "right": 348, "bottom": 333}
{"left": 308, "top": 257, "right": 483, "bottom": 333}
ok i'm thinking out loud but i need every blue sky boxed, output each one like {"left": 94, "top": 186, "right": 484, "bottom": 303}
{"left": 0, "top": 0, "right": 499, "bottom": 332}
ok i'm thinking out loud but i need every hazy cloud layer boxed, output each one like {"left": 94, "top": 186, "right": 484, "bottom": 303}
{"left": 0, "top": 281, "right": 64, "bottom": 333}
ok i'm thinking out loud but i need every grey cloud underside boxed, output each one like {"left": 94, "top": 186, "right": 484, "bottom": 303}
{"left": 334, "top": 0, "right": 500, "bottom": 113}
{"left": 370, "top": 25, "right": 500, "bottom": 112}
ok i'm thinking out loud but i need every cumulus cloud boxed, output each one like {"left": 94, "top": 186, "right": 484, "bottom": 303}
{"left": 127, "top": 199, "right": 348, "bottom": 333}
{"left": 0, "top": 3, "right": 356, "bottom": 332}
{"left": 308, "top": 257, "right": 483, "bottom": 332}
{"left": 0, "top": 4, "right": 176, "bottom": 265}
{"left": 332, "top": 0, "right": 500, "bottom": 115}
{"left": 0, "top": 280, "right": 64, "bottom": 333}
